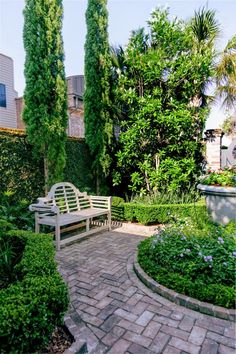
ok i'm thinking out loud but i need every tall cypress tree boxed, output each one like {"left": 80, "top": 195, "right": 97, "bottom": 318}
{"left": 84, "top": 0, "right": 113, "bottom": 194}
{"left": 23, "top": 0, "right": 68, "bottom": 192}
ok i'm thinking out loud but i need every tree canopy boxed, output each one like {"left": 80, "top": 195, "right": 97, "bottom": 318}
{"left": 23, "top": 0, "right": 68, "bottom": 191}
{"left": 84, "top": 0, "right": 113, "bottom": 194}
{"left": 113, "top": 8, "right": 218, "bottom": 196}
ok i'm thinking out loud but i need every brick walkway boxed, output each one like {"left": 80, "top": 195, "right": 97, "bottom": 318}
{"left": 56, "top": 231, "right": 235, "bottom": 354}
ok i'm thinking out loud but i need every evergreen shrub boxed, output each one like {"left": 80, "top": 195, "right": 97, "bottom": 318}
{"left": 123, "top": 202, "right": 206, "bottom": 225}
{"left": 0, "top": 230, "right": 68, "bottom": 353}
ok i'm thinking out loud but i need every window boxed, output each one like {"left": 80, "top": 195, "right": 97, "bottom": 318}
{"left": 0, "top": 83, "right": 6, "bottom": 107}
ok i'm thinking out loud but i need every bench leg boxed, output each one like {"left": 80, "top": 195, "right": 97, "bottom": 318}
{"left": 108, "top": 212, "right": 111, "bottom": 231}
{"left": 55, "top": 222, "right": 60, "bottom": 251}
{"left": 35, "top": 213, "right": 40, "bottom": 233}
{"left": 86, "top": 218, "right": 90, "bottom": 232}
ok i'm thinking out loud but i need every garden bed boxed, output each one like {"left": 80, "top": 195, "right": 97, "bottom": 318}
{"left": 137, "top": 216, "right": 236, "bottom": 311}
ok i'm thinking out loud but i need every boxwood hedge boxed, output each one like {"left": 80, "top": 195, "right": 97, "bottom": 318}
{"left": 111, "top": 200, "right": 206, "bottom": 225}
{"left": 0, "top": 230, "right": 69, "bottom": 353}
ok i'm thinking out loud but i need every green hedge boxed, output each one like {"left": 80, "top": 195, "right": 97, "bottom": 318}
{"left": 111, "top": 201, "right": 206, "bottom": 225}
{"left": 0, "top": 230, "right": 69, "bottom": 353}
{"left": 0, "top": 129, "right": 94, "bottom": 203}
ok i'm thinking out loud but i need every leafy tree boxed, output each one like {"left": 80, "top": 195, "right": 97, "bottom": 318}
{"left": 215, "top": 35, "right": 236, "bottom": 110}
{"left": 113, "top": 8, "right": 217, "bottom": 196}
{"left": 23, "top": 0, "right": 68, "bottom": 192}
{"left": 84, "top": 0, "right": 113, "bottom": 194}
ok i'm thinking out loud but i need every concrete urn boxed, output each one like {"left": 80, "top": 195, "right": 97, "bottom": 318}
{"left": 197, "top": 184, "right": 236, "bottom": 225}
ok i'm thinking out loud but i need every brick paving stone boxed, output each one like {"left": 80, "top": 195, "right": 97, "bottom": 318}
{"left": 224, "top": 326, "right": 236, "bottom": 338}
{"left": 101, "top": 332, "right": 119, "bottom": 346}
{"left": 200, "top": 339, "right": 218, "bottom": 354}
{"left": 93, "top": 289, "right": 111, "bottom": 300}
{"left": 154, "top": 307, "right": 172, "bottom": 317}
{"left": 101, "top": 314, "right": 120, "bottom": 332}
{"left": 127, "top": 342, "right": 153, "bottom": 354}
{"left": 87, "top": 324, "right": 106, "bottom": 339}
{"left": 218, "top": 343, "right": 236, "bottom": 354}
{"left": 126, "top": 293, "right": 144, "bottom": 306}
{"left": 162, "top": 345, "right": 182, "bottom": 354}
{"left": 107, "top": 338, "right": 131, "bottom": 354}
{"left": 111, "top": 325, "right": 125, "bottom": 337}
{"left": 168, "top": 337, "right": 201, "bottom": 354}
{"left": 195, "top": 319, "right": 225, "bottom": 335}
{"left": 161, "top": 324, "right": 189, "bottom": 340}
{"left": 123, "top": 286, "right": 138, "bottom": 297}
{"left": 78, "top": 312, "right": 104, "bottom": 327}
{"left": 189, "top": 326, "right": 207, "bottom": 345}
{"left": 123, "top": 330, "right": 152, "bottom": 348}
{"left": 154, "top": 314, "right": 180, "bottom": 328}
{"left": 133, "top": 301, "right": 149, "bottom": 315}
{"left": 117, "top": 319, "right": 144, "bottom": 334}
{"left": 149, "top": 331, "right": 170, "bottom": 353}
{"left": 83, "top": 305, "right": 101, "bottom": 316}
{"left": 142, "top": 320, "right": 161, "bottom": 339}
{"left": 136, "top": 310, "right": 154, "bottom": 326}
{"left": 179, "top": 315, "right": 195, "bottom": 332}
{"left": 206, "top": 331, "right": 236, "bottom": 348}
{"left": 170, "top": 311, "right": 184, "bottom": 321}
{"left": 96, "top": 297, "right": 113, "bottom": 309}
{"left": 114, "top": 308, "right": 138, "bottom": 322}
{"left": 109, "top": 291, "right": 128, "bottom": 302}
{"left": 98, "top": 305, "right": 118, "bottom": 320}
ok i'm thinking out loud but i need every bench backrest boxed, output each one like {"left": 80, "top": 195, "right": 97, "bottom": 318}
{"left": 48, "top": 182, "right": 90, "bottom": 214}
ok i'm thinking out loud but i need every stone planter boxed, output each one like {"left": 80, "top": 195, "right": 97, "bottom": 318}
{"left": 197, "top": 184, "right": 236, "bottom": 225}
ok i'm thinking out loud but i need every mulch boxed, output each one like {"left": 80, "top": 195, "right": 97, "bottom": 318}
{"left": 40, "top": 326, "right": 73, "bottom": 353}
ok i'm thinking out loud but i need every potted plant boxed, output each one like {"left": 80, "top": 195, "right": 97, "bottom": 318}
{"left": 197, "top": 167, "right": 236, "bottom": 225}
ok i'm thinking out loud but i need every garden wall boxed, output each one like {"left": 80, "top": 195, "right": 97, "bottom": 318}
{"left": 0, "top": 128, "right": 95, "bottom": 203}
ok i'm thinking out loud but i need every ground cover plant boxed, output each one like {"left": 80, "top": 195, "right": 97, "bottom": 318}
{"left": 138, "top": 211, "right": 236, "bottom": 308}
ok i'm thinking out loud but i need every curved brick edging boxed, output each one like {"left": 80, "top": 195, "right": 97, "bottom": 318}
{"left": 134, "top": 252, "right": 236, "bottom": 322}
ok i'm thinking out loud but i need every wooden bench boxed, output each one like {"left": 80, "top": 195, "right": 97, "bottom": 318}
{"left": 29, "top": 182, "right": 111, "bottom": 250}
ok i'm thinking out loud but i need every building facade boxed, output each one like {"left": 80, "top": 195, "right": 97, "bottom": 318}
{"left": 0, "top": 53, "right": 18, "bottom": 128}
{"left": 0, "top": 53, "right": 84, "bottom": 138}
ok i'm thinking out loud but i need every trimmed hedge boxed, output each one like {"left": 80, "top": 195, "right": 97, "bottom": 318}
{"left": 111, "top": 201, "right": 206, "bottom": 225}
{"left": 0, "top": 230, "right": 69, "bottom": 353}
{"left": 0, "top": 129, "right": 95, "bottom": 203}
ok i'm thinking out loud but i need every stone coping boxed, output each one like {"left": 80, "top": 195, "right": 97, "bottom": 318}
{"left": 197, "top": 183, "right": 236, "bottom": 196}
{"left": 134, "top": 252, "right": 236, "bottom": 322}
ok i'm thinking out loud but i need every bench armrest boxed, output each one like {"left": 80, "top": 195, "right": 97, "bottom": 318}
{"left": 90, "top": 196, "right": 112, "bottom": 210}
{"left": 29, "top": 198, "right": 59, "bottom": 214}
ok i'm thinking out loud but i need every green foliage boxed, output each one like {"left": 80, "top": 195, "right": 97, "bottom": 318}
{"left": 0, "top": 130, "right": 44, "bottom": 202}
{"left": 113, "top": 7, "right": 217, "bottom": 195}
{"left": 84, "top": 0, "right": 114, "bottom": 193}
{"left": 0, "top": 191, "right": 34, "bottom": 230}
{"left": 0, "top": 230, "right": 68, "bottom": 353}
{"left": 23, "top": 0, "right": 68, "bottom": 189}
{"left": 200, "top": 167, "right": 236, "bottom": 187}
{"left": 123, "top": 202, "right": 206, "bottom": 225}
{"left": 64, "top": 139, "right": 95, "bottom": 194}
{"left": 0, "top": 130, "right": 94, "bottom": 205}
{"left": 138, "top": 219, "right": 236, "bottom": 308}
{"left": 111, "top": 196, "right": 125, "bottom": 221}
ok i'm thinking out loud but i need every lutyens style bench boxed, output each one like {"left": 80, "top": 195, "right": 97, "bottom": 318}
{"left": 29, "top": 182, "right": 111, "bottom": 250}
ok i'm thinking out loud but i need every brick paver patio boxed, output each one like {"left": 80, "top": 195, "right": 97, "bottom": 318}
{"left": 56, "top": 231, "right": 236, "bottom": 354}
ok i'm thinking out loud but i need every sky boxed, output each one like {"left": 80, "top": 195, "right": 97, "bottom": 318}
{"left": 0, "top": 0, "right": 235, "bottom": 130}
